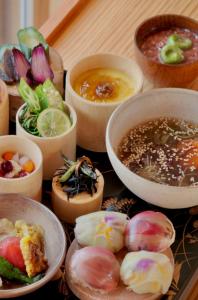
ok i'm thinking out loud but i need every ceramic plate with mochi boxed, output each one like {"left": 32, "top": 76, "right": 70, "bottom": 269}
{"left": 66, "top": 240, "right": 174, "bottom": 300}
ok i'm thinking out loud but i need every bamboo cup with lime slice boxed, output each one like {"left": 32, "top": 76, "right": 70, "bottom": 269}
{"left": 0, "top": 79, "right": 9, "bottom": 135}
{"left": 16, "top": 102, "right": 77, "bottom": 180}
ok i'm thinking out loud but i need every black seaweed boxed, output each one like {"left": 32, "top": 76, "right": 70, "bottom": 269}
{"left": 55, "top": 155, "right": 98, "bottom": 198}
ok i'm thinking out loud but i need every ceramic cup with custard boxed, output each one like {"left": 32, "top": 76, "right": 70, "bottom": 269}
{"left": 66, "top": 53, "right": 143, "bottom": 152}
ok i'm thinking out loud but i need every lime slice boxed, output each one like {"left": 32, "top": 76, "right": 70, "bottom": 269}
{"left": 37, "top": 108, "right": 71, "bottom": 137}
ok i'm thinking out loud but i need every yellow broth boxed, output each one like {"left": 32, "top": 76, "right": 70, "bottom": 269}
{"left": 73, "top": 68, "right": 134, "bottom": 103}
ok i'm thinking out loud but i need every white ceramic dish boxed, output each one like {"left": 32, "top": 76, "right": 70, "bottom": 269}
{"left": 106, "top": 88, "right": 198, "bottom": 209}
{"left": 0, "top": 135, "right": 42, "bottom": 201}
{"left": 0, "top": 194, "right": 66, "bottom": 298}
{"left": 16, "top": 103, "right": 77, "bottom": 180}
{"left": 0, "top": 79, "right": 9, "bottom": 135}
{"left": 66, "top": 53, "right": 143, "bottom": 152}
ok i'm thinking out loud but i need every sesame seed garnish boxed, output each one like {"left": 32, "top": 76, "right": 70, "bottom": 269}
{"left": 118, "top": 117, "right": 198, "bottom": 186}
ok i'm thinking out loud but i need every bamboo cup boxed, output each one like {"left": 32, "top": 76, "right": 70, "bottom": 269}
{"left": 0, "top": 135, "right": 43, "bottom": 201}
{"left": 16, "top": 103, "right": 77, "bottom": 180}
{"left": 66, "top": 53, "right": 143, "bottom": 152}
{"left": 0, "top": 79, "right": 9, "bottom": 135}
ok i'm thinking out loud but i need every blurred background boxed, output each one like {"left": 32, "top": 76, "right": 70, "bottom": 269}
{"left": 0, "top": 0, "right": 62, "bottom": 44}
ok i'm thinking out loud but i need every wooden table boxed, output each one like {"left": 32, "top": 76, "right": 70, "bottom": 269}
{"left": 40, "top": 0, "right": 198, "bottom": 91}
{"left": 39, "top": 1, "right": 198, "bottom": 299}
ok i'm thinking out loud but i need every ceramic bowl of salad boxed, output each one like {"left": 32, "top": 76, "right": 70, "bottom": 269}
{"left": 66, "top": 53, "right": 143, "bottom": 152}
{"left": 106, "top": 88, "right": 198, "bottom": 209}
{"left": 16, "top": 79, "right": 77, "bottom": 180}
{"left": 0, "top": 79, "right": 9, "bottom": 135}
{"left": 0, "top": 135, "right": 43, "bottom": 201}
{"left": 0, "top": 193, "right": 66, "bottom": 298}
{"left": 0, "top": 27, "right": 64, "bottom": 122}
{"left": 134, "top": 14, "right": 198, "bottom": 87}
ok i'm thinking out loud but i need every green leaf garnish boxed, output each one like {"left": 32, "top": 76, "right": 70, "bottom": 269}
{"left": 18, "top": 78, "right": 41, "bottom": 113}
{"left": 167, "top": 33, "right": 193, "bottom": 50}
{"left": 160, "top": 44, "right": 184, "bottom": 64}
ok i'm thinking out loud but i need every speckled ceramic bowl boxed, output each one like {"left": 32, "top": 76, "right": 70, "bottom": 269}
{"left": 0, "top": 194, "right": 66, "bottom": 298}
{"left": 106, "top": 88, "right": 198, "bottom": 209}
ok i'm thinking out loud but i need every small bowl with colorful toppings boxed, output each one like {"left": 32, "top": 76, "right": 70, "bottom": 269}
{"left": 16, "top": 79, "right": 77, "bottom": 180}
{"left": 134, "top": 14, "right": 198, "bottom": 87}
{"left": 0, "top": 193, "right": 66, "bottom": 298}
{"left": 0, "top": 135, "right": 42, "bottom": 201}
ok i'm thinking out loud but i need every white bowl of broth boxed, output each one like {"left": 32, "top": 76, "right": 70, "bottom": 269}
{"left": 106, "top": 88, "right": 198, "bottom": 209}
{"left": 66, "top": 53, "right": 143, "bottom": 152}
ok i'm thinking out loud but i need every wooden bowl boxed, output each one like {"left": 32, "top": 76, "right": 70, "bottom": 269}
{"left": 134, "top": 14, "right": 198, "bottom": 88}
{"left": 0, "top": 79, "right": 9, "bottom": 135}
{"left": 66, "top": 239, "right": 174, "bottom": 300}
{"left": 0, "top": 194, "right": 66, "bottom": 298}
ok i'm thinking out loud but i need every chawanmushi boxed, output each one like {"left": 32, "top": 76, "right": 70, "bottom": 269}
{"left": 73, "top": 68, "right": 134, "bottom": 103}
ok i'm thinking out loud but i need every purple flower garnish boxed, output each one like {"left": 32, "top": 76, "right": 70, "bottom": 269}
{"left": 3, "top": 49, "right": 19, "bottom": 81}
{"left": 104, "top": 215, "right": 116, "bottom": 222}
{"left": 12, "top": 48, "right": 31, "bottom": 79}
{"left": 136, "top": 258, "right": 155, "bottom": 272}
{"left": 31, "top": 44, "right": 54, "bottom": 84}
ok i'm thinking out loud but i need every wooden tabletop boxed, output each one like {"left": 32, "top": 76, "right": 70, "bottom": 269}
{"left": 40, "top": 1, "right": 198, "bottom": 299}
{"left": 40, "top": 0, "right": 198, "bottom": 91}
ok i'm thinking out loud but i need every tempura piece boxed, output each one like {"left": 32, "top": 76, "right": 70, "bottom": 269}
{"left": 15, "top": 220, "right": 48, "bottom": 277}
